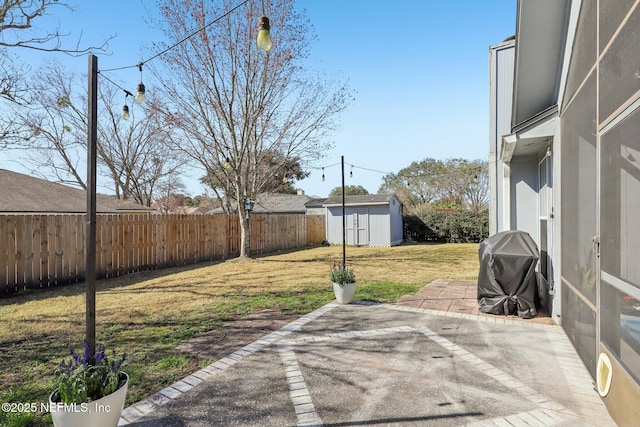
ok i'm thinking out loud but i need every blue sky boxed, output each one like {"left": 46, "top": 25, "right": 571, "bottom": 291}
{"left": 3, "top": 0, "right": 516, "bottom": 198}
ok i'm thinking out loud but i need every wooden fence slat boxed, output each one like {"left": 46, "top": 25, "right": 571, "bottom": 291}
{"left": 127, "top": 216, "right": 134, "bottom": 273}
{"left": 76, "top": 215, "right": 85, "bottom": 281}
{"left": 0, "top": 216, "right": 7, "bottom": 293}
{"left": 6, "top": 216, "right": 16, "bottom": 293}
{"left": 130, "top": 215, "right": 137, "bottom": 273}
{"left": 39, "top": 216, "right": 49, "bottom": 287}
{"left": 46, "top": 216, "right": 56, "bottom": 285}
{"left": 63, "top": 214, "right": 74, "bottom": 282}
{"left": 103, "top": 215, "right": 112, "bottom": 277}
{"left": 127, "top": 215, "right": 134, "bottom": 273}
{"left": 54, "top": 216, "right": 64, "bottom": 284}
{"left": 118, "top": 215, "right": 126, "bottom": 275}
{"left": 168, "top": 216, "right": 176, "bottom": 266}
{"left": 96, "top": 215, "right": 105, "bottom": 278}
{"left": 141, "top": 215, "right": 148, "bottom": 269}
{"left": 30, "top": 216, "right": 41, "bottom": 288}
{"left": 22, "top": 216, "right": 34, "bottom": 288}
{"left": 15, "top": 215, "right": 25, "bottom": 290}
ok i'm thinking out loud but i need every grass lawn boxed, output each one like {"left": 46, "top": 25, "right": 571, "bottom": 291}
{"left": 0, "top": 243, "right": 479, "bottom": 426}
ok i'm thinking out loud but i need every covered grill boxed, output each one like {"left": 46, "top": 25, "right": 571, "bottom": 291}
{"left": 478, "top": 230, "right": 539, "bottom": 319}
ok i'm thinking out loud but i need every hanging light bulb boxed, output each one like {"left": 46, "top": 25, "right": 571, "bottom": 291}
{"left": 224, "top": 157, "right": 231, "bottom": 169}
{"left": 121, "top": 91, "right": 131, "bottom": 121}
{"left": 257, "top": 15, "right": 273, "bottom": 51}
{"left": 134, "top": 82, "right": 146, "bottom": 104}
{"left": 134, "top": 63, "right": 146, "bottom": 104}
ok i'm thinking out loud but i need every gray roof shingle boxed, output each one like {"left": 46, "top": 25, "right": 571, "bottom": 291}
{"left": 0, "top": 169, "right": 154, "bottom": 213}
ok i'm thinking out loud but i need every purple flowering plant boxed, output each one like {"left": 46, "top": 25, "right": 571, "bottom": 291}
{"left": 329, "top": 262, "right": 356, "bottom": 286}
{"left": 53, "top": 342, "right": 126, "bottom": 404}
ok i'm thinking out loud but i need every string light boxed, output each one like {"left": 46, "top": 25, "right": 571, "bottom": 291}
{"left": 257, "top": 0, "right": 273, "bottom": 51}
{"left": 97, "top": 0, "right": 257, "bottom": 119}
{"left": 257, "top": 15, "right": 272, "bottom": 51}
{"left": 121, "top": 105, "right": 130, "bottom": 121}
{"left": 121, "top": 91, "right": 132, "bottom": 120}
{"left": 134, "top": 63, "right": 146, "bottom": 104}
{"left": 318, "top": 161, "right": 388, "bottom": 181}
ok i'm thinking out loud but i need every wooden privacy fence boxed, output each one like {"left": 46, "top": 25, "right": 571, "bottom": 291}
{"left": 0, "top": 213, "right": 326, "bottom": 295}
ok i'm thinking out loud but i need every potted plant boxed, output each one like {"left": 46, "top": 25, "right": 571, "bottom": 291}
{"left": 49, "top": 342, "right": 128, "bottom": 427}
{"left": 330, "top": 262, "right": 357, "bottom": 304}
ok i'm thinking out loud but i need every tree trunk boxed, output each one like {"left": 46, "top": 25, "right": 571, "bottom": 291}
{"left": 239, "top": 209, "right": 250, "bottom": 258}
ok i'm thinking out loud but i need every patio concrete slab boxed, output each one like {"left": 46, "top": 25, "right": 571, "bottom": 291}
{"left": 118, "top": 291, "right": 616, "bottom": 426}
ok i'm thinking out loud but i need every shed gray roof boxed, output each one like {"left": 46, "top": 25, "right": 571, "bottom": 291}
{"left": 323, "top": 193, "right": 398, "bottom": 207}
{"left": 0, "top": 169, "right": 154, "bottom": 214}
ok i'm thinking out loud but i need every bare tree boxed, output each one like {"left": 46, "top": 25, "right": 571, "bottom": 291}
{"left": 0, "top": 48, "right": 31, "bottom": 103}
{"left": 465, "top": 160, "right": 489, "bottom": 212}
{"left": 12, "top": 60, "right": 185, "bottom": 204}
{"left": 0, "top": 1, "right": 111, "bottom": 54}
{"left": 200, "top": 151, "right": 308, "bottom": 209}
{"left": 11, "top": 61, "right": 87, "bottom": 186}
{"left": 96, "top": 83, "right": 186, "bottom": 206}
{"left": 154, "top": 170, "right": 188, "bottom": 214}
{"left": 0, "top": 1, "right": 113, "bottom": 150}
{"left": 149, "top": 0, "right": 351, "bottom": 257}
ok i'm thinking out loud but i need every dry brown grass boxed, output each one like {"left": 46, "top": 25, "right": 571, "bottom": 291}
{"left": 0, "top": 243, "right": 479, "bottom": 343}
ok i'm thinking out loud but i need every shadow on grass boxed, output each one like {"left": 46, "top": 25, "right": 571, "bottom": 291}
{"left": 0, "top": 258, "right": 231, "bottom": 304}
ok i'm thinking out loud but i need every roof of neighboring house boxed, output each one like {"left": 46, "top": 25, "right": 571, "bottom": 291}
{"left": 0, "top": 169, "right": 154, "bottom": 214}
{"left": 323, "top": 193, "right": 399, "bottom": 207}
{"left": 252, "top": 193, "right": 314, "bottom": 213}
{"left": 209, "top": 193, "right": 316, "bottom": 214}
{"left": 304, "top": 197, "right": 327, "bottom": 208}
{"left": 171, "top": 206, "right": 209, "bottom": 215}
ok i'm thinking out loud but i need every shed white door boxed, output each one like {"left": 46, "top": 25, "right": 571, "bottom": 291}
{"left": 346, "top": 209, "right": 368, "bottom": 246}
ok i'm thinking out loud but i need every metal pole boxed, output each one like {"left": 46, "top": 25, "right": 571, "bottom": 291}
{"left": 341, "top": 155, "right": 346, "bottom": 267}
{"left": 86, "top": 54, "right": 98, "bottom": 360}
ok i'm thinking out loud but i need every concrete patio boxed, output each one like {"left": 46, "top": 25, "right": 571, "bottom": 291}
{"left": 118, "top": 280, "right": 614, "bottom": 426}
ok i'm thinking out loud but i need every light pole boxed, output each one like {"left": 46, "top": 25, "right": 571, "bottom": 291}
{"left": 86, "top": 54, "right": 98, "bottom": 359}
{"left": 341, "top": 155, "right": 346, "bottom": 267}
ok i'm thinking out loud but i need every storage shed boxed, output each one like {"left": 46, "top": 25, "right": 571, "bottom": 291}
{"left": 323, "top": 194, "right": 403, "bottom": 247}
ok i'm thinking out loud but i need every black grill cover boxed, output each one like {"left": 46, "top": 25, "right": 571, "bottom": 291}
{"left": 478, "top": 230, "right": 539, "bottom": 319}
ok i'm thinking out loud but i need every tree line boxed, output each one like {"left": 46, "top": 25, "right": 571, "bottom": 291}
{"left": 329, "top": 158, "right": 489, "bottom": 213}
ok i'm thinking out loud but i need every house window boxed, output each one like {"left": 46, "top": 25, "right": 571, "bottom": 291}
{"left": 538, "top": 154, "right": 549, "bottom": 218}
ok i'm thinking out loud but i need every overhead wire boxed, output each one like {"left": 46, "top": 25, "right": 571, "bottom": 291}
{"left": 98, "top": 0, "right": 252, "bottom": 90}
{"left": 316, "top": 159, "right": 485, "bottom": 181}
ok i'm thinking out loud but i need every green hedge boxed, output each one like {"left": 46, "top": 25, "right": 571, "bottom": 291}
{"left": 404, "top": 209, "right": 489, "bottom": 243}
